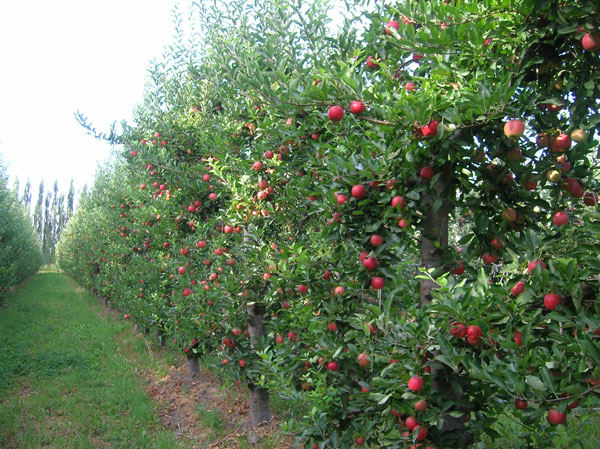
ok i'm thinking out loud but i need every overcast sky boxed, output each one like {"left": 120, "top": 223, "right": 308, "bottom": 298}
{"left": 0, "top": 0, "right": 192, "bottom": 198}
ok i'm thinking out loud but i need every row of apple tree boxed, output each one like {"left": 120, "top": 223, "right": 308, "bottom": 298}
{"left": 57, "top": 1, "right": 600, "bottom": 448}
{"left": 0, "top": 159, "right": 42, "bottom": 300}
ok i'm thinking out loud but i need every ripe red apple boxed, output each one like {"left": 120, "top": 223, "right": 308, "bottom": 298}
{"left": 362, "top": 257, "right": 378, "bottom": 271}
{"left": 414, "top": 400, "right": 428, "bottom": 412}
{"left": 524, "top": 176, "right": 537, "bottom": 191}
{"left": 552, "top": 211, "right": 568, "bottom": 226}
{"left": 405, "top": 82, "right": 416, "bottom": 91}
{"left": 513, "top": 331, "right": 522, "bottom": 346}
{"left": 327, "top": 361, "right": 339, "bottom": 371}
{"left": 391, "top": 195, "right": 405, "bottom": 208}
{"left": 419, "top": 166, "right": 434, "bottom": 180}
{"left": 355, "top": 436, "right": 365, "bottom": 446}
{"left": 371, "top": 277, "right": 385, "bottom": 289}
{"left": 405, "top": 416, "right": 418, "bottom": 431}
{"left": 370, "top": 234, "right": 384, "bottom": 246}
{"left": 414, "top": 426, "right": 427, "bottom": 441}
{"left": 366, "top": 55, "right": 379, "bottom": 68}
{"left": 504, "top": 119, "right": 525, "bottom": 139}
{"left": 450, "top": 322, "right": 466, "bottom": 338}
{"left": 582, "top": 33, "right": 600, "bottom": 51}
{"left": 544, "top": 293, "right": 562, "bottom": 310}
{"left": 421, "top": 120, "right": 439, "bottom": 137}
{"left": 336, "top": 193, "right": 348, "bottom": 205}
{"left": 328, "top": 322, "right": 337, "bottom": 332}
{"left": 550, "top": 133, "right": 571, "bottom": 152}
{"left": 451, "top": 261, "right": 464, "bottom": 275}
{"left": 357, "top": 353, "right": 370, "bottom": 367}
{"left": 350, "top": 101, "right": 366, "bottom": 115}
{"left": 239, "top": 359, "right": 246, "bottom": 367}
{"left": 328, "top": 105, "right": 344, "bottom": 122}
{"left": 584, "top": 192, "right": 598, "bottom": 206}
{"left": 275, "top": 334, "right": 284, "bottom": 344}
{"left": 385, "top": 20, "right": 400, "bottom": 34}
{"left": 183, "top": 288, "right": 192, "bottom": 297}
{"left": 467, "top": 325, "right": 482, "bottom": 340}
{"left": 398, "top": 219, "right": 409, "bottom": 229}
{"left": 178, "top": 266, "right": 186, "bottom": 275}
{"left": 482, "top": 253, "right": 498, "bottom": 264}
{"left": 298, "top": 284, "right": 309, "bottom": 294}
{"left": 351, "top": 184, "right": 366, "bottom": 199}
{"left": 510, "top": 281, "right": 525, "bottom": 297}
{"left": 528, "top": 259, "right": 547, "bottom": 274}
{"left": 408, "top": 376, "right": 424, "bottom": 392}
{"left": 547, "top": 408, "right": 567, "bottom": 425}
{"left": 514, "top": 398, "right": 528, "bottom": 410}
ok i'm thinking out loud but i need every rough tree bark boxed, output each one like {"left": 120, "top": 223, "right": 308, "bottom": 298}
{"left": 185, "top": 356, "right": 202, "bottom": 381}
{"left": 246, "top": 301, "right": 272, "bottom": 427}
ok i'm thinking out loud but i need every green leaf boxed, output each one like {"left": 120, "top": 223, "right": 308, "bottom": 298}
{"left": 525, "top": 375, "right": 546, "bottom": 391}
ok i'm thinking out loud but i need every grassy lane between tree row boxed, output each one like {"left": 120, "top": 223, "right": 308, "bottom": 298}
{"left": 0, "top": 272, "right": 187, "bottom": 449}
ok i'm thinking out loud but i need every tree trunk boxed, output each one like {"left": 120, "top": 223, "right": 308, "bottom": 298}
{"left": 420, "top": 171, "right": 472, "bottom": 447}
{"left": 156, "top": 328, "right": 166, "bottom": 347}
{"left": 420, "top": 172, "right": 451, "bottom": 307}
{"left": 246, "top": 302, "right": 272, "bottom": 427}
{"left": 248, "top": 383, "right": 272, "bottom": 427}
{"left": 185, "top": 356, "right": 201, "bottom": 380}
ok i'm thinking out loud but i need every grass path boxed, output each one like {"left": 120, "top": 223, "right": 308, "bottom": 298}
{"left": 0, "top": 272, "right": 184, "bottom": 449}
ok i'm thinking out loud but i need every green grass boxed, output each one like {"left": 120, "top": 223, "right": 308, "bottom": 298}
{"left": 0, "top": 273, "right": 185, "bottom": 449}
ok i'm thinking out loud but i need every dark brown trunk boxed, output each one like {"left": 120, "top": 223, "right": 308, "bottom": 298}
{"left": 246, "top": 302, "right": 271, "bottom": 427}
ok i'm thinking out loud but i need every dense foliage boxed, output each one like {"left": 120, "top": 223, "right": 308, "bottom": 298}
{"left": 59, "top": 0, "right": 600, "bottom": 447}
{"left": 0, "top": 159, "right": 43, "bottom": 300}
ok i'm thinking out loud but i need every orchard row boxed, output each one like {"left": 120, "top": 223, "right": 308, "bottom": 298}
{"left": 58, "top": 1, "right": 600, "bottom": 448}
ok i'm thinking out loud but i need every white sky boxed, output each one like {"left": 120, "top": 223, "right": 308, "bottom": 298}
{"left": 0, "top": 0, "right": 191, "bottom": 198}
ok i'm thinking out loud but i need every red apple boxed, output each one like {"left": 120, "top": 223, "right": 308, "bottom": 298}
{"left": 544, "top": 293, "right": 562, "bottom": 310}
{"left": 483, "top": 253, "right": 498, "bottom": 264}
{"left": 351, "top": 184, "right": 366, "bottom": 199}
{"left": 357, "top": 353, "right": 370, "bottom": 367}
{"left": 550, "top": 133, "right": 571, "bottom": 152}
{"left": 298, "top": 284, "right": 309, "bottom": 294}
{"left": 510, "top": 281, "right": 525, "bottom": 297}
{"left": 514, "top": 398, "right": 528, "bottom": 410}
{"left": 239, "top": 359, "right": 246, "bottom": 367}
{"left": 327, "top": 361, "right": 339, "bottom": 371}
{"left": 405, "top": 416, "right": 418, "bottom": 430}
{"left": 513, "top": 331, "right": 522, "bottom": 346}
{"left": 450, "top": 322, "right": 466, "bottom": 338}
{"left": 328, "top": 105, "right": 344, "bottom": 122}
{"left": 422, "top": 120, "right": 439, "bottom": 137}
{"left": 371, "top": 277, "right": 385, "bottom": 289}
{"left": 504, "top": 119, "right": 525, "bottom": 139}
{"left": 552, "top": 211, "right": 568, "bottom": 226}
{"left": 336, "top": 193, "right": 348, "bottom": 205}
{"left": 414, "top": 400, "right": 428, "bottom": 412}
{"left": 419, "top": 166, "right": 434, "bottom": 179}
{"left": 362, "top": 257, "right": 378, "bottom": 271}
{"left": 528, "top": 259, "right": 547, "bottom": 274}
{"left": 582, "top": 33, "right": 600, "bottom": 51}
{"left": 391, "top": 195, "right": 405, "bottom": 208}
{"left": 408, "top": 376, "right": 424, "bottom": 392}
{"left": 328, "top": 322, "right": 337, "bottom": 332}
{"left": 366, "top": 55, "right": 379, "bottom": 68}
{"left": 584, "top": 192, "right": 598, "bottom": 206}
{"left": 370, "top": 234, "right": 384, "bottom": 246}
{"left": 547, "top": 408, "right": 567, "bottom": 425}
{"left": 385, "top": 20, "right": 400, "bottom": 34}
{"left": 451, "top": 261, "right": 464, "bottom": 275}
{"left": 350, "top": 101, "right": 366, "bottom": 114}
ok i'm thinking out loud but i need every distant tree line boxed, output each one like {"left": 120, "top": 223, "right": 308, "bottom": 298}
{"left": 13, "top": 178, "right": 76, "bottom": 264}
